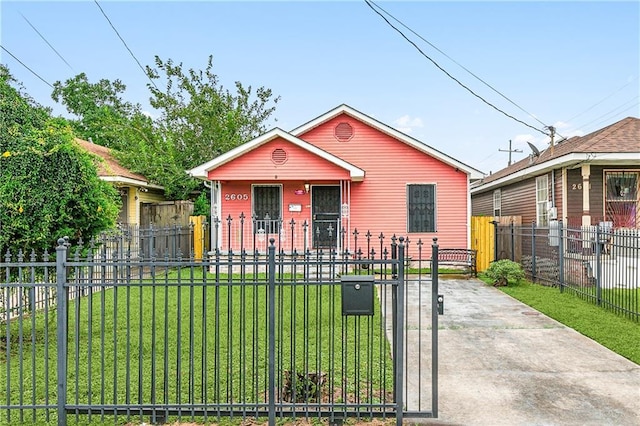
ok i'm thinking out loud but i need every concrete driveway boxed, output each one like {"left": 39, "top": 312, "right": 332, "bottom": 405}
{"left": 409, "top": 278, "right": 640, "bottom": 426}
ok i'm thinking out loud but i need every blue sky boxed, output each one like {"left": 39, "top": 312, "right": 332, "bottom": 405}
{"left": 1, "top": 1, "right": 638, "bottom": 175}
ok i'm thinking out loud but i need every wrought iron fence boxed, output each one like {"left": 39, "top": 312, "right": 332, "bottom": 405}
{"left": 0, "top": 222, "right": 442, "bottom": 425}
{"left": 495, "top": 222, "right": 640, "bottom": 321}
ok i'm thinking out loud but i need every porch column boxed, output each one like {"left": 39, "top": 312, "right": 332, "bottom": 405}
{"left": 210, "top": 180, "right": 221, "bottom": 250}
{"left": 581, "top": 164, "right": 591, "bottom": 227}
{"left": 340, "top": 180, "right": 351, "bottom": 253}
{"left": 581, "top": 165, "right": 592, "bottom": 252}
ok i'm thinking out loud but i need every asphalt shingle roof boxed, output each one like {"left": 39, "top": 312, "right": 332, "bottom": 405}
{"left": 479, "top": 116, "right": 640, "bottom": 185}
{"left": 75, "top": 138, "right": 149, "bottom": 183}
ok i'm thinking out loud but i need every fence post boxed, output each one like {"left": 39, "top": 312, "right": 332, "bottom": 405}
{"left": 431, "top": 237, "right": 439, "bottom": 419}
{"left": 395, "top": 238, "right": 405, "bottom": 426}
{"left": 558, "top": 221, "right": 564, "bottom": 292}
{"left": 490, "top": 220, "right": 498, "bottom": 262}
{"left": 56, "top": 237, "right": 68, "bottom": 426}
{"left": 595, "top": 225, "right": 602, "bottom": 306}
{"left": 531, "top": 222, "right": 537, "bottom": 282}
{"left": 391, "top": 235, "right": 398, "bottom": 279}
{"left": 510, "top": 222, "right": 515, "bottom": 261}
{"left": 267, "top": 238, "right": 276, "bottom": 426}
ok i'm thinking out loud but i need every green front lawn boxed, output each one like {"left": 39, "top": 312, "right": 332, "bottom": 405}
{"left": 0, "top": 268, "right": 394, "bottom": 425}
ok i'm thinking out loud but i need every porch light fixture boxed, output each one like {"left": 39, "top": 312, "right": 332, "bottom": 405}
{"left": 304, "top": 183, "right": 310, "bottom": 193}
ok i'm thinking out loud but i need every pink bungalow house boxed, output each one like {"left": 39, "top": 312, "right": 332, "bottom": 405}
{"left": 188, "top": 104, "right": 483, "bottom": 259}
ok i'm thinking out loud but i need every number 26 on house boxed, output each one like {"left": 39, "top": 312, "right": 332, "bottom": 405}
{"left": 571, "top": 183, "right": 591, "bottom": 190}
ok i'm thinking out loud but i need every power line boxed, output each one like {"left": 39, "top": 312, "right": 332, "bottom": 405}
{"left": 0, "top": 44, "right": 53, "bottom": 88}
{"left": 20, "top": 12, "right": 73, "bottom": 70}
{"left": 551, "top": 77, "right": 638, "bottom": 143}
{"left": 577, "top": 97, "right": 639, "bottom": 132}
{"left": 563, "top": 77, "right": 637, "bottom": 124}
{"left": 363, "top": 0, "right": 549, "bottom": 137}
{"left": 367, "top": 0, "right": 548, "bottom": 130}
{"left": 93, "top": 0, "right": 158, "bottom": 90}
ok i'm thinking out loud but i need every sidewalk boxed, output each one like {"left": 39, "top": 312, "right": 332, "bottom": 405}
{"left": 410, "top": 278, "right": 640, "bottom": 426}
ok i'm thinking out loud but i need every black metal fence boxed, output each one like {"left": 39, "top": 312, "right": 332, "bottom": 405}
{"left": 495, "top": 222, "right": 640, "bottom": 321}
{"left": 1, "top": 224, "right": 441, "bottom": 425}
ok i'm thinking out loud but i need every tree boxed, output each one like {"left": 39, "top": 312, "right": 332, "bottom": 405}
{"left": 51, "top": 55, "right": 280, "bottom": 199}
{"left": 146, "top": 55, "right": 279, "bottom": 165}
{"left": 0, "top": 65, "right": 120, "bottom": 255}
{"left": 136, "top": 55, "right": 280, "bottom": 199}
{"left": 51, "top": 73, "right": 143, "bottom": 151}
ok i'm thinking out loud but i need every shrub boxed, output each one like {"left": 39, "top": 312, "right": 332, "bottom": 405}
{"left": 485, "top": 259, "right": 525, "bottom": 286}
{"left": 1, "top": 66, "right": 121, "bottom": 255}
{"left": 193, "top": 191, "right": 210, "bottom": 217}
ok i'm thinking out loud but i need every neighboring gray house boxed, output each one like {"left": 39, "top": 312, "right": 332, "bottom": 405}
{"left": 471, "top": 116, "right": 639, "bottom": 229}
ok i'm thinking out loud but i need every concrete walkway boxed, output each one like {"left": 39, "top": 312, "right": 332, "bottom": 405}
{"left": 410, "top": 278, "right": 640, "bottom": 426}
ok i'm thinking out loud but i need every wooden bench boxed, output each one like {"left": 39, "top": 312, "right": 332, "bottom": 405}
{"left": 434, "top": 248, "right": 477, "bottom": 277}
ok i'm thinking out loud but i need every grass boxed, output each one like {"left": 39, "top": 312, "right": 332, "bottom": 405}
{"left": 0, "top": 268, "right": 394, "bottom": 425}
{"left": 478, "top": 274, "right": 640, "bottom": 365}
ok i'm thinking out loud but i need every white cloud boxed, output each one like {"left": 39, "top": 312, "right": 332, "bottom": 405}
{"left": 511, "top": 133, "right": 547, "bottom": 156}
{"left": 511, "top": 126, "right": 586, "bottom": 154}
{"left": 393, "top": 115, "right": 424, "bottom": 134}
{"left": 512, "top": 133, "right": 536, "bottom": 148}
{"left": 513, "top": 134, "right": 535, "bottom": 144}
{"left": 556, "top": 128, "right": 585, "bottom": 142}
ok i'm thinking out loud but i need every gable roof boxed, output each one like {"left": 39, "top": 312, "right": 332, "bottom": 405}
{"left": 471, "top": 116, "right": 640, "bottom": 194}
{"left": 75, "top": 138, "right": 162, "bottom": 189}
{"left": 291, "top": 104, "right": 484, "bottom": 180}
{"left": 187, "top": 127, "right": 366, "bottom": 181}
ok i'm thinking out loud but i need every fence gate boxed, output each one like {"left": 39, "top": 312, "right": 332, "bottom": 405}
{"left": 1, "top": 224, "right": 440, "bottom": 425}
{"left": 471, "top": 216, "right": 495, "bottom": 273}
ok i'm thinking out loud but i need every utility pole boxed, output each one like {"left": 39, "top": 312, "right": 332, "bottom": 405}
{"left": 548, "top": 126, "right": 556, "bottom": 155}
{"left": 498, "top": 140, "right": 523, "bottom": 166}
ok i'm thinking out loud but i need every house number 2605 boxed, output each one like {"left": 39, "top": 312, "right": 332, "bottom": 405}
{"left": 225, "top": 193, "right": 249, "bottom": 201}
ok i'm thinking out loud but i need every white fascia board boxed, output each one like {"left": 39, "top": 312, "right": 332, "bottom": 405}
{"left": 287, "top": 134, "right": 365, "bottom": 181}
{"left": 100, "top": 176, "right": 163, "bottom": 190}
{"left": 588, "top": 152, "right": 640, "bottom": 163}
{"left": 470, "top": 152, "right": 640, "bottom": 194}
{"left": 291, "top": 104, "right": 484, "bottom": 179}
{"left": 187, "top": 127, "right": 365, "bottom": 181}
{"left": 187, "top": 129, "right": 283, "bottom": 179}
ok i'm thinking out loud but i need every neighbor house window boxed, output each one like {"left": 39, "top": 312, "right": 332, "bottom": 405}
{"left": 493, "top": 189, "right": 501, "bottom": 217}
{"left": 407, "top": 184, "right": 436, "bottom": 233}
{"left": 536, "top": 175, "right": 549, "bottom": 226}
{"left": 605, "top": 170, "right": 638, "bottom": 228}
{"left": 252, "top": 185, "right": 282, "bottom": 234}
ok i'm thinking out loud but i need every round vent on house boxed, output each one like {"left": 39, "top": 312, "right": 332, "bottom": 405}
{"left": 334, "top": 122, "right": 354, "bottom": 142}
{"left": 271, "top": 148, "right": 288, "bottom": 165}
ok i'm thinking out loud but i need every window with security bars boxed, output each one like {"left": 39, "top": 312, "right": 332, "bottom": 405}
{"left": 407, "top": 184, "right": 436, "bottom": 233}
{"left": 253, "top": 185, "right": 281, "bottom": 234}
{"left": 605, "top": 170, "right": 638, "bottom": 228}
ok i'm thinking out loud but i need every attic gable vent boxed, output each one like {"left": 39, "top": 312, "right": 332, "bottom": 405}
{"left": 334, "top": 122, "right": 354, "bottom": 142}
{"left": 271, "top": 148, "right": 288, "bottom": 165}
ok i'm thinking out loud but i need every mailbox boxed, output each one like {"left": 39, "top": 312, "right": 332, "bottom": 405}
{"left": 341, "top": 275, "right": 375, "bottom": 316}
